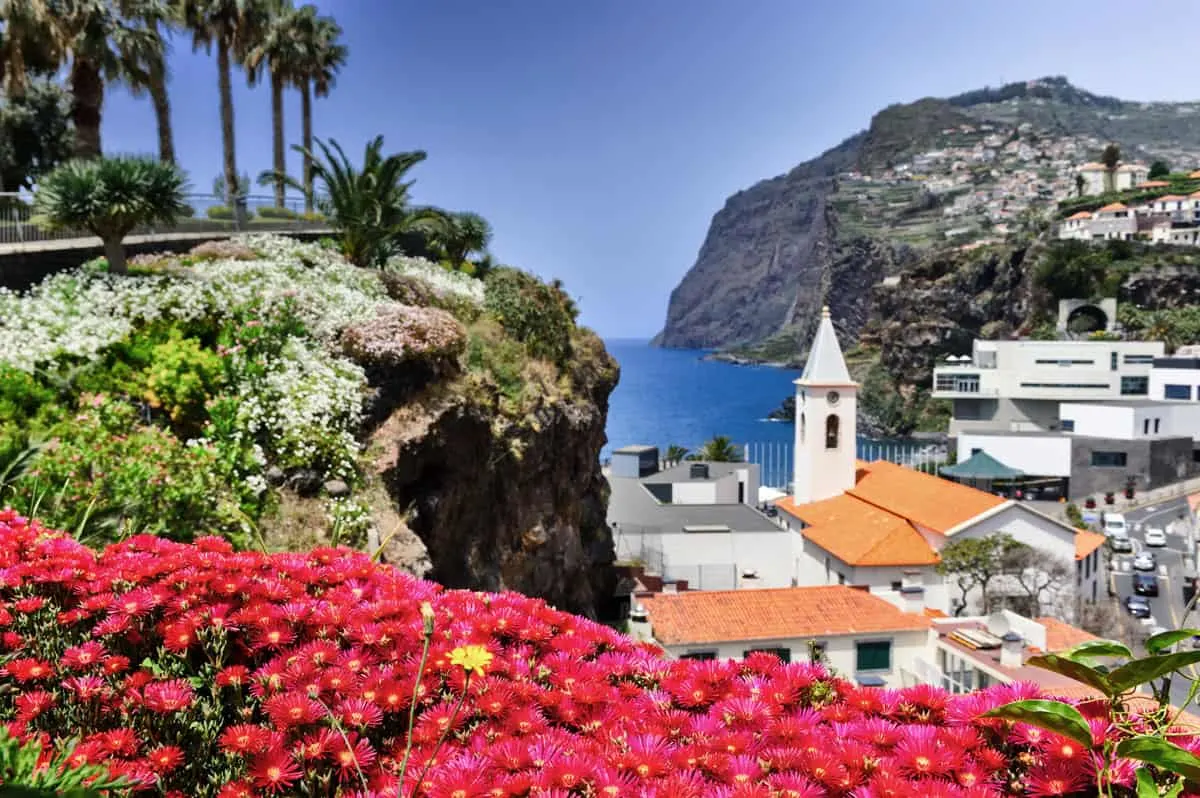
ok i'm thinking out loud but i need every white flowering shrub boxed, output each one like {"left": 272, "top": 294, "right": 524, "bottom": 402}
{"left": 384, "top": 254, "right": 485, "bottom": 307}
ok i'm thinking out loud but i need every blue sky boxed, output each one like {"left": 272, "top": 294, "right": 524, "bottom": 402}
{"left": 101, "top": 1, "right": 1200, "bottom": 338}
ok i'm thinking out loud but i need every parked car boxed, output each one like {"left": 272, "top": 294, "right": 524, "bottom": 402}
{"left": 1144, "top": 527, "right": 1168, "bottom": 547}
{"left": 1133, "top": 551, "right": 1157, "bottom": 572}
{"left": 1124, "top": 595, "right": 1152, "bottom": 619}
{"left": 1109, "top": 532, "right": 1134, "bottom": 553}
{"left": 1134, "top": 572, "right": 1159, "bottom": 596}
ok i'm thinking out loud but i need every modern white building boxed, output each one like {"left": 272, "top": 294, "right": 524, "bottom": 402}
{"left": 1150, "top": 350, "right": 1200, "bottom": 402}
{"left": 1077, "top": 162, "right": 1148, "bottom": 196}
{"left": 933, "top": 339, "right": 1165, "bottom": 436}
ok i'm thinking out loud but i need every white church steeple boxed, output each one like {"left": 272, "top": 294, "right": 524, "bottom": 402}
{"left": 792, "top": 306, "right": 859, "bottom": 504}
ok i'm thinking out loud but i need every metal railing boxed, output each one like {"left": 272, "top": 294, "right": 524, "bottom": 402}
{"left": 0, "top": 192, "right": 332, "bottom": 247}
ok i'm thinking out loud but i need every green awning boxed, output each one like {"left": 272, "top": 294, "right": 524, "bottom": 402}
{"left": 940, "top": 451, "right": 1024, "bottom": 480}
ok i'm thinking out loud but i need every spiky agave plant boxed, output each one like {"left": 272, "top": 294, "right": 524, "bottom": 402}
{"left": 33, "top": 155, "right": 188, "bottom": 274}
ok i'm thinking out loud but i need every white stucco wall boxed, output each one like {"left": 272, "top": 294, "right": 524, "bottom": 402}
{"left": 795, "top": 539, "right": 952, "bottom": 614}
{"left": 672, "top": 481, "right": 717, "bottom": 505}
{"left": 957, "top": 433, "right": 1072, "bottom": 477}
{"left": 793, "top": 385, "right": 859, "bottom": 505}
{"left": 637, "top": 529, "right": 804, "bottom": 590}
{"left": 1151, "top": 368, "right": 1200, "bottom": 404}
{"left": 712, "top": 473, "right": 740, "bottom": 504}
{"left": 659, "top": 629, "right": 933, "bottom": 687}
{"left": 1060, "top": 403, "right": 1135, "bottom": 439}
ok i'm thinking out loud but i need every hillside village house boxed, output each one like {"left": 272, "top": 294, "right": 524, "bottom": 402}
{"left": 1077, "top": 161, "right": 1148, "bottom": 196}
{"left": 630, "top": 584, "right": 1113, "bottom": 696}
{"left": 772, "top": 309, "right": 1105, "bottom": 618}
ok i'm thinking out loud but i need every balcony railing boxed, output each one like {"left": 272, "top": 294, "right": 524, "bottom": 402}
{"left": 0, "top": 192, "right": 331, "bottom": 247}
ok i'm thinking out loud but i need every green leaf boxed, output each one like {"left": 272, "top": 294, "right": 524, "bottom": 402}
{"left": 1108, "top": 651, "right": 1200, "bottom": 694}
{"left": 1146, "top": 629, "right": 1200, "bottom": 655}
{"left": 1118, "top": 736, "right": 1200, "bottom": 783}
{"left": 1026, "top": 653, "right": 1115, "bottom": 696}
{"left": 983, "top": 699, "right": 1094, "bottom": 748}
{"left": 1065, "top": 639, "right": 1134, "bottom": 660}
{"left": 1136, "top": 767, "right": 1159, "bottom": 798}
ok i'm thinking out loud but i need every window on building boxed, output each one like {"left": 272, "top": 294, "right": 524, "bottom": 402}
{"left": 1111, "top": 352, "right": 1118, "bottom": 371}
{"left": 837, "top": 572, "right": 846, "bottom": 585}
{"left": 1061, "top": 419, "right": 1075, "bottom": 432}
{"left": 681, "top": 650, "right": 717, "bottom": 661}
{"left": 1091, "top": 451, "right": 1128, "bottom": 467}
{"left": 800, "top": 413, "right": 806, "bottom": 444}
{"left": 1124, "top": 354, "right": 1155, "bottom": 365}
{"left": 1121, "top": 376, "right": 1149, "bottom": 396}
{"left": 890, "top": 581, "right": 902, "bottom": 591}
{"left": 1165, "top": 384, "right": 1192, "bottom": 400}
{"left": 1155, "top": 418, "right": 1161, "bottom": 434}
{"left": 825, "top": 414, "right": 839, "bottom": 450}
{"left": 1019, "top": 382, "right": 1110, "bottom": 389}
{"left": 1144, "top": 419, "right": 1151, "bottom": 435}
{"left": 1035, "top": 359, "right": 1095, "bottom": 366}
{"left": 744, "top": 648, "right": 790, "bottom": 663}
{"left": 855, "top": 640, "right": 892, "bottom": 672}
{"left": 971, "top": 447, "right": 982, "bottom": 455}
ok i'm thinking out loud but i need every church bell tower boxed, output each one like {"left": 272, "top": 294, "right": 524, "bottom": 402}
{"left": 792, "top": 306, "right": 859, "bottom": 504}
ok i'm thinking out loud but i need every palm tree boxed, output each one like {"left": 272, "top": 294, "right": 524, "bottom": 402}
{"left": 694, "top": 435, "right": 743, "bottom": 463}
{"left": 663, "top": 444, "right": 689, "bottom": 465}
{"left": 292, "top": 6, "right": 345, "bottom": 213}
{"left": 117, "top": 0, "right": 176, "bottom": 164}
{"left": 279, "top": 135, "right": 444, "bottom": 267}
{"left": 436, "top": 211, "right": 493, "bottom": 270}
{"left": 34, "top": 155, "right": 188, "bottom": 274}
{"left": 178, "top": 0, "right": 270, "bottom": 209}
{"left": 0, "top": 0, "right": 64, "bottom": 98}
{"left": 245, "top": 0, "right": 305, "bottom": 208}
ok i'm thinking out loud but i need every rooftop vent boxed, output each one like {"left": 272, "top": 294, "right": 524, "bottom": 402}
{"left": 689, "top": 463, "right": 710, "bottom": 480}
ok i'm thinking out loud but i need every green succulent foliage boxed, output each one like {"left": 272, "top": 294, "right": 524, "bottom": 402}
{"left": 0, "top": 726, "right": 130, "bottom": 798}
{"left": 483, "top": 268, "right": 576, "bottom": 364}
{"left": 32, "top": 156, "right": 188, "bottom": 274}
{"left": 986, "top": 632, "right": 1200, "bottom": 789}
{"left": 143, "top": 332, "right": 225, "bottom": 432}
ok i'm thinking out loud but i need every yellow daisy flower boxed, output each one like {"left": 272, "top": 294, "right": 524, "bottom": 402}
{"left": 448, "top": 645, "right": 494, "bottom": 676}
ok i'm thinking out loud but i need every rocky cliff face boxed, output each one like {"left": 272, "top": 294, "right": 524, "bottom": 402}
{"left": 367, "top": 332, "right": 620, "bottom": 620}
{"left": 653, "top": 137, "right": 860, "bottom": 349}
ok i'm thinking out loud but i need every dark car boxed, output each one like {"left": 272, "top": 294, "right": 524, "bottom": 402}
{"left": 1124, "top": 595, "right": 1152, "bottom": 618}
{"left": 1134, "top": 572, "right": 1159, "bottom": 597}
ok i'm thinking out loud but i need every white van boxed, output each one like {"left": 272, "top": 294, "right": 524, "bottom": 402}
{"left": 1104, "top": 513, "right": 1127, "bottom": 537}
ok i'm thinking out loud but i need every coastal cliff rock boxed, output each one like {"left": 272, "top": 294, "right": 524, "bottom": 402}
{"left": 1123, "top": 266, "right": 1200, "bottom": 310}
{"left": 368, "top": 331, "right": 620, "bottom": 620}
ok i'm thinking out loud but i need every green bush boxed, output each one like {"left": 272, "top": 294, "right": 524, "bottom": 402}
{"left": 466, "top": 322, "right": 528, "bottom": 402}
{"left": 257, "top": 205, "right": 299, "bottom": 220}
{"left": 206, "top": 205, "right": 234, "bottom": 220}
{"left": 144, "top": 333, "right": 225, "bottom": 431}
{"left": 179, "top": 203, "right": 196, "bottom": 219}
{"left": 483, "top": 268, "right": 575, "bottom": 363}
{"left": 7, "top": 397, "right": 245, "bottom": 544}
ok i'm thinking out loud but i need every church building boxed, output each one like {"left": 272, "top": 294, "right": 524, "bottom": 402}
{"left": 775, "top": 308, "right": 1106, "bottom": 618}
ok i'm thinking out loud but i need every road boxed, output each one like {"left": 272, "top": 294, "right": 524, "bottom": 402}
{"left": 1107, "top": 497, "right": 1198, "bottom": 707}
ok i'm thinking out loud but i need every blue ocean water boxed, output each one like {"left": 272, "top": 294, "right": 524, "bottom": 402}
{"left": 602, "top": 339, "right": 921, "bottom": 488}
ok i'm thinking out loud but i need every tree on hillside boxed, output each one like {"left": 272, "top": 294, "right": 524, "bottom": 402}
{"left": 1074, "top": 173, "right": 1085, "bottom": 198}
{"left": 434, "top": 211, "right": 493, "bottom": 271}
{"left": 178, "top": 0, "right": 271, "bottom": 211}
{"left": 691, "top": 436, "right": 742, "bottom": 463}
{"left": 999, "top": 544, "right": 1074, "bottom": 619}
{"left": 936, "top": 533, "right": 1022, "bottom": 616}
{"left": 1101, "top": 143, "right": 1120, "bottom": 193}
{"left": 34, "top": 156, "right": 188, "bottom": 275}
{"left": 1149, "top": 160, "right": 1170, "bottom": 180}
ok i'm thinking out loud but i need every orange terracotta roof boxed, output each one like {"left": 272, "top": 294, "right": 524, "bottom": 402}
{"left": 1066, "top": 211, "right": 1092, "bottom": 220}
{"left": 923, "top": 607, "right": 949, "bottom": 618}
{"left": 777, "top": 493, "right": 939, "bottom": 567}
{"left": 1117, "top": 163, "right": 1147, "bottom": 172}
{"left": 1190, "top": 170, "right": 1200, "bottom": 179}
{"left": 1189, "top": 191, "right": 1200, "bottom": 198}
{"left": 1079, "top": 162, "right": 1106, "bottom": 170}
{"left": 846, "top": 460, "right": 1007, "bottom": 534}
{"left": 1097, "top": 202, "right": 1128, "bottom": 212}
{"left": 1137, "top": 180, "right": 1171, "bottom": 188}
{"left": 641, "top": 585, "right": 931, "bottom": 646}
{"left": 1159, "top": 194, "right": 1187, "bottom": 201}
{"left": 1076, "top": 531, "right": 1106, "bottom": 561}
{"left": 1036, "top": 617, "right": 1099, "bottom": 653}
